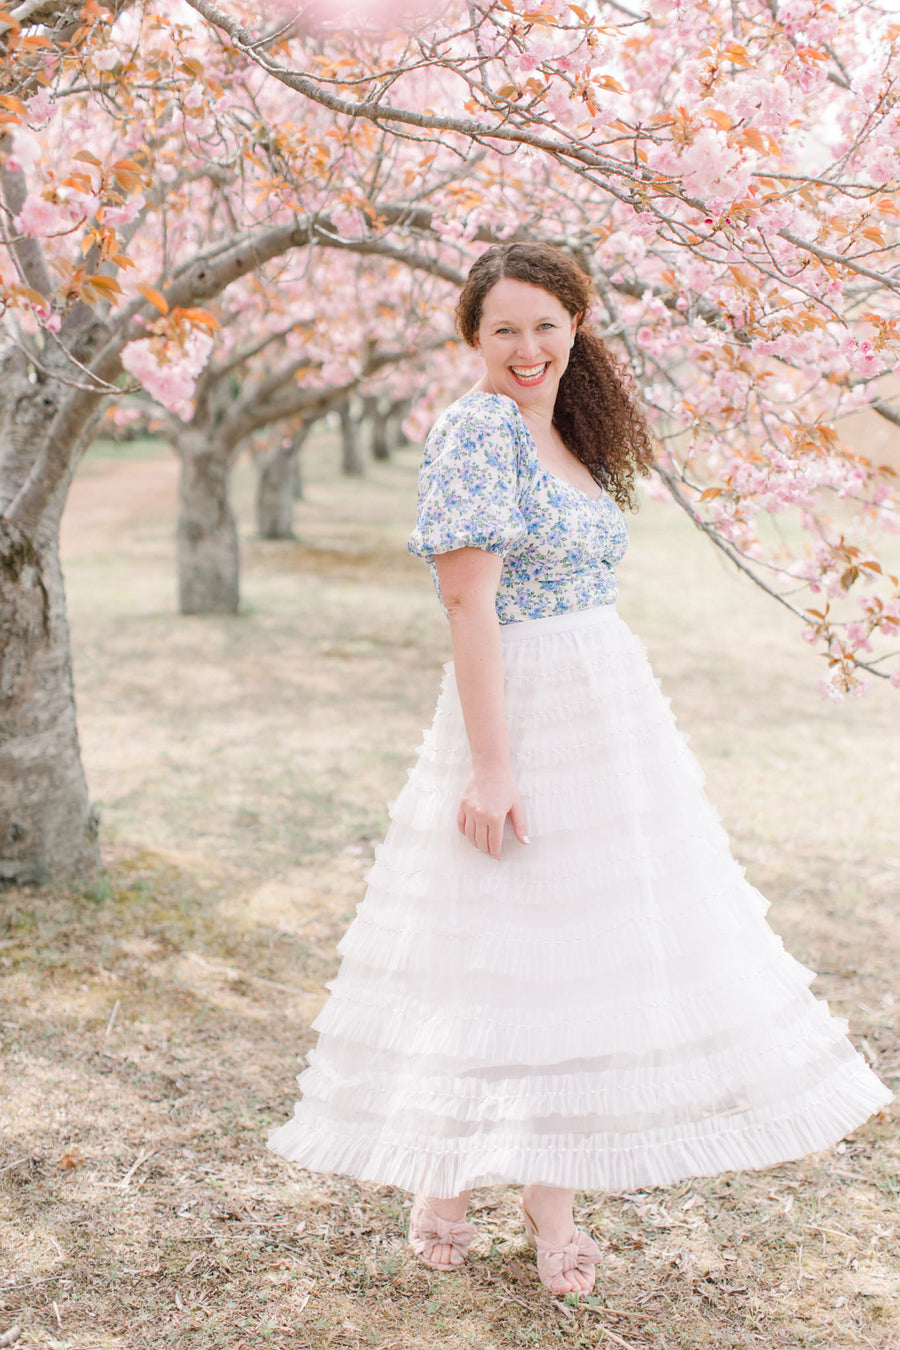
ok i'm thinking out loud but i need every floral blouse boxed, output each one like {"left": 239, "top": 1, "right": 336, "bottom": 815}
{"left": 408, "top": 390, "right": 628, "bottom": 624}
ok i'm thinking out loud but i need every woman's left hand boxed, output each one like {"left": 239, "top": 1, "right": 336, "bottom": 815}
{"left": 457, "top": 767, "right": 530, "bottom": 860}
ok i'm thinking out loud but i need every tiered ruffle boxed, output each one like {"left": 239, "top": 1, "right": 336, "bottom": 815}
{"left": 268, "top": 606, "right": 892, "bottom": 1197}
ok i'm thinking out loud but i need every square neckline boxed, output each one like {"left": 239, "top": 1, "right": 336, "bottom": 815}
{"left": 462, "top": 389, "right": 605, "bottom": 504}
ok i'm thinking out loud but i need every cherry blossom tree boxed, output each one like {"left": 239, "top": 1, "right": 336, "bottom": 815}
{"left": 0, "top": 1, "right": 461, "bottom": 881}
{"left": 188, "top": 0, "right": 900, "bottom": 700}
{"left": 150, "top": 266, "right": 455, "bottom": 612}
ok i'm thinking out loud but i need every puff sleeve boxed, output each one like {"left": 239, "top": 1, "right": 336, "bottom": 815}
{"left": 407, "top": 398, "right": 527, "bottom": 562}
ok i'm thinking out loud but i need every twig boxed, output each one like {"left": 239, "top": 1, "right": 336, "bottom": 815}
{"left": 0, "top": 1328, "right": 22, "bottom": 1347}
{"left": 105, "top": 999, "right": 121, "bottom": 1038}
{"left": 581, "top": 1318, "right": 643, "bottom": 1349}
{"left": 117, "top": 1148, "right": 157, "bottom": 1189}
{"left": 184, "top": 951, "right": 305, "bottom": 995}
{"left": 52, "top": 1302, "right": 62, "bottom": 1331}
{"left": 0, "top": 1157, "right": 30, "bottom": 1175}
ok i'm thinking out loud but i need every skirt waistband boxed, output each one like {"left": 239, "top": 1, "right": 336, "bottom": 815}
{"left": 499, "top": 604, "right": 620, "bottom": 644}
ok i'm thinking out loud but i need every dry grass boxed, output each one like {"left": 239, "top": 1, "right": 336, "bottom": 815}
{"left": 1, "top": 430, "right": 898, "bottom": 1350}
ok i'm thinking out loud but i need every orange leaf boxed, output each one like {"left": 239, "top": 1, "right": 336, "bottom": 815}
{"left": 176, "top": 307, "right": 219, "bottom": 331}
{"left": 88, "top": 274, "right": 124, "bottom": 295}
{"left": 700, "top": 487, "right": 723, "bottom": 500}
{"left": 64, "top": 173, "right": 94, "bottom": 193}
{"left": 723, "top": 42, "right": 752, "bottom": 68}
{"left": 73, "top": 149, "right": 103, "bottom": 166}
{"left": 707, "top": 108, "right": 732, "bottom": 130}
{"left": 0, "top": 94, "right": 27, "bottom": 115}
{"left": 137, "top": 283, "right": 169, "bottom": 314}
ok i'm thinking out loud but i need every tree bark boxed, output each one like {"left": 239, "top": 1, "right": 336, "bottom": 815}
{"left": 291, "top": 451, "right": 304, "bottom": 501}
{"left": 255, "top": 427, "right": 309, "bottom": 538}
{"left": 339, "top": 402, "right": 366, "bottom": 477}
{"left": 175, "top": 430, "right": 240, "bottom": 615}
{"left": 389, "top": 398, "right": 413, "bottom": 447}
{"left": 366, "top": 396, "right": 391, "bottom": 461}
{"left": 0, "top": 520, "right": 99, "bottom": 885}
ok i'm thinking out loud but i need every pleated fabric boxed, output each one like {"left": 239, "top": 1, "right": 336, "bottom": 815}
{"left": 268, "top": 605, "right": 892, "bottom": 1197}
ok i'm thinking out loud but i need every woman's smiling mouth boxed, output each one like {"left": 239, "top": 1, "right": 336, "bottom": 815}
{"left": 509, "top": 362, "right": 550, "bottom": 385}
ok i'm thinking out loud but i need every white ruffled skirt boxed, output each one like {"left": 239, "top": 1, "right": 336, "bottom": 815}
{"left": 268, "top": 605, "right": 891, "bottom": 1198}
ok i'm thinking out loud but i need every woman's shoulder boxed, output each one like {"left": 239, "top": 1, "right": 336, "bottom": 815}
{"left": 426, "top": 390, "right": 523, "bottom": 456}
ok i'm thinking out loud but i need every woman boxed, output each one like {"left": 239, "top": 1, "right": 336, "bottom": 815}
{"left": 269, "top": 243, "right": 891, "bottom": 1297}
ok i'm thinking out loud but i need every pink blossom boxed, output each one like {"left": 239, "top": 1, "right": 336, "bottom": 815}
{"left": 121, "top": 330, "right": 213, "bottom": 417}
{"left": 846, "top": 621, "right": 872, "bottom": 652}
{"left": 675, "top": 128, "right": 745, "bottom": 198}
{"left": 543, "top": 83, "right": 576, "bottom": 128}
{"left": 891, "top": 660, "right": 900, "bottom": 690}
{"left": 32, "top": 306, "right": 61, "bottom": 333}
{"left": 509, "top": 51, "right": 542, "bottom": 76}
{"left": 103, "top": 193, "right": 145, "bottom": 227}
{"left": 5, "top": 127, "right": 41, "bottom": 174}
{"left": 816, "top": 676, "right": 845, "bottom": 703}
{"left": 728, "top": 74, "right": 794, "bottom": 136}
{"left": 14, "top": 195, "right": 71, "bottom": 237}
{"left": 27, "top": 89, "right": 53, "bottom": 125}
{"left": 865, "top": 143, "right": 900, "bottom": 186}
{"left": 91, "top": 46, "right": 122, "bottom": 73}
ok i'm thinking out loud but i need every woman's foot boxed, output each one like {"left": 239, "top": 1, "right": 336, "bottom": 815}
{"left": 408, "top": 1191, "right": 473, "bottom": 1271}
{"left": 521, "top": 1185, "right": 600, "bottom": 1295}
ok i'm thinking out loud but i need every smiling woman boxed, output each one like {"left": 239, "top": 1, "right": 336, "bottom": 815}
{"left": 267, "top": 243, "right": 892, "bottom": 1298}
{"left": 456, "top": 244, "right": 654, "bottom": 510}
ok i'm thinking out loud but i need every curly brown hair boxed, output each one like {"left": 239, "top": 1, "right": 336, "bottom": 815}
{"left": 455, "top": 243, "right": 654, "bottom": 509}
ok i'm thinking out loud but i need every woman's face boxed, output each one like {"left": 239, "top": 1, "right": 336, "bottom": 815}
{"left": 473, "top": 277, "right": 578, "bottom": 410}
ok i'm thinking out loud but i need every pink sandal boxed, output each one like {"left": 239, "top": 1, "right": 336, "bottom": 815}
{"left": 522, "top": 1201, "right": 601, "bottom": 1294}
{"left": 408, "top": 1195, "right": 475, "bottom": 1271}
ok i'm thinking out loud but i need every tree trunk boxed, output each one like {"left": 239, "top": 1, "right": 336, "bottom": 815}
{"left": 0, "top": 342, "right": 101, "bottom": 885}
{"left": 291, "top": 451, "right": 304, "bottom": 501}
{"left": 255, "top": 428, "right": 309, "bottom": 538}
{"left": 369, "top": 399, "right": 391, "bottom": 461}
{"left": 390, "top": 398, "right": 413, "bottom": 447}
{"left": 339, "top": 402, "right": 366, "bottom": 477}
{"left": 0, "top": 520, "right": 99, "bottom": 884}
{"left": 176, "top": 431, "right": 240, "bottom": 615}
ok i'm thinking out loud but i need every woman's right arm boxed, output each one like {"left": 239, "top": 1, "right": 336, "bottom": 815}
{"left": 434, "top": 546, "right": 529, "bottom": 861}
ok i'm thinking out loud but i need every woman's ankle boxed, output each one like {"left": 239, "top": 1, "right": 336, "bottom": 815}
{"left": 521, "top": 1185, "right": 576, "bottom": 1242}
{"left": 421, "top": 1189, "right": 472, "bottom": 1222}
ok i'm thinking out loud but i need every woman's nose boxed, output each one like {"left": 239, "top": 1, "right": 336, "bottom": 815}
{"left": 514, "top": 332, "right": 542, "bottom": 359}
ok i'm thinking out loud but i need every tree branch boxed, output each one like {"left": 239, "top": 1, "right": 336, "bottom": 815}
{"left": 0, "top": 162, "right": 54, "bottom": 299}
{"left": 871, "top": 398, "right": 900, "bottom": 430}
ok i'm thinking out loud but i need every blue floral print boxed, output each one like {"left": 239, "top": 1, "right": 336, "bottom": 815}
{"left": 408, "top": 390, "right": 628, "bottom": 624}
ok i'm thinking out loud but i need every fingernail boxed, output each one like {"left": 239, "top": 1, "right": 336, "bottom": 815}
{"left": 523, "top": 835, "right": 531, "bottom": 845}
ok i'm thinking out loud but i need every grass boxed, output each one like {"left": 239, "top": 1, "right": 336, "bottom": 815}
{"left": 1, "top": 428, "right": 898, "bottom": 1350}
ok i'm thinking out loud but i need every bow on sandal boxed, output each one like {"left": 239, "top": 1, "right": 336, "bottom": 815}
{"left": 408, "top": 1196, "right": 475, "bottom": 1271}
{"left": 522, "top": 1202, "right": 601, "bottom": 1294}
